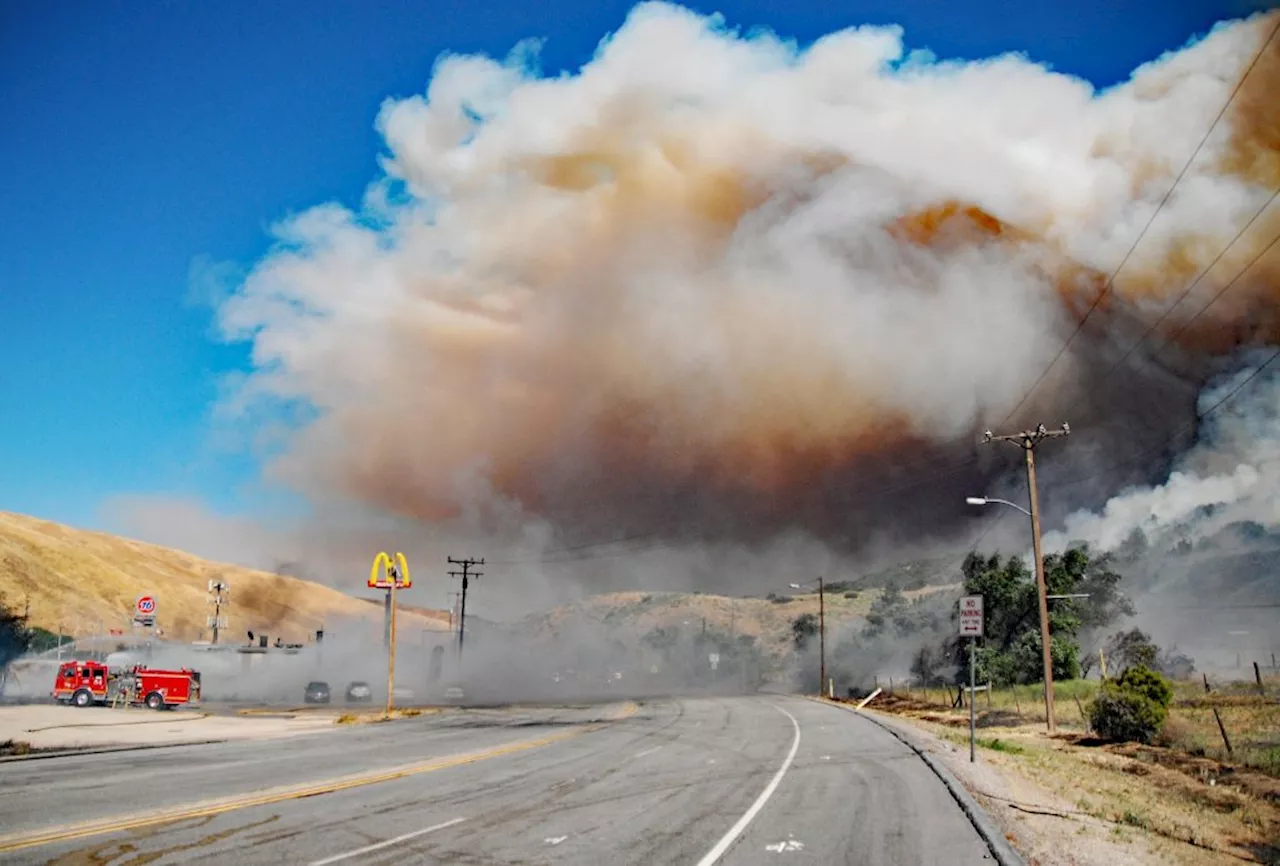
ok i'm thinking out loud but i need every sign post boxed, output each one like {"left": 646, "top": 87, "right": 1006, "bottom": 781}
{"left": 959, "top": 595, "right": 984, "bottom": 763}
{"left": 133, "top": 595, "right": 156, "bottom": 630}
{"left": 369, "top": 552, "right": 411, "bottom": 717}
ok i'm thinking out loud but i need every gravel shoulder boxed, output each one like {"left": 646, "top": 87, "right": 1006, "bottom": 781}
{"left": 864, "top": 709, "right": 1163, "bottom": 866}
{"left": 866, "top": 706, "right": 1280, "bottom": 866}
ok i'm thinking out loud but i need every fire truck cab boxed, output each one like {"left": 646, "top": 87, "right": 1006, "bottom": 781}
{"left": 53, "top": 660, "right": 111, "bottom": 707}
{"left": 52, "top": 661, "right": 201, "bottom": 710}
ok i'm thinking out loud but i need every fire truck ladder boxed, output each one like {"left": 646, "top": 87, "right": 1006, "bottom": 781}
{"left": 110, "top": 677, "right": 135, "bottom": 710}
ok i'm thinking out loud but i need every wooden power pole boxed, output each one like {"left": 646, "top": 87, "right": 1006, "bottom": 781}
{"left": 982, "top": 422, "right": 1069, "bottom": 733}
{"left": 447, "top": 557, "right": 484, "bottom": 657}
{"left": 817, "top": 577, "right": 826, "bottom": 699}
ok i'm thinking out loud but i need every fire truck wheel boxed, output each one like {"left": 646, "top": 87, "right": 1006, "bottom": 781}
{"left": 145, "top": 692, "right": 165, "bottom": 710}
{"left": 72, "top": 689, "right": 93, "bottom": 708}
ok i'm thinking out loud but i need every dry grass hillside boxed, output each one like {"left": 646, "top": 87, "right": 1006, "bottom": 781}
{"left": 517, "top": 584, "right": 959, "bottom": 664}
{"left": 0, "top": 512, "right": 447, "bottom": 642}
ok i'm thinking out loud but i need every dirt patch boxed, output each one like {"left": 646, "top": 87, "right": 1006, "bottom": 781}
{"left": 333, "top": 707, "right": 436, "bottom": 726}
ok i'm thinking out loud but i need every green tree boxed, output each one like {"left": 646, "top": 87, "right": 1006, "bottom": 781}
{"left": 958, "top": 546, "right": 1124, "bottom": 687}
{"left": 1103, "top": 628, "right": 1158, "bottom": 674}
{"left": 25, "top": 626, "right": 62, "bottom": 654}
{"left": 0, "top": 595, "right": 33, "bottom": 668}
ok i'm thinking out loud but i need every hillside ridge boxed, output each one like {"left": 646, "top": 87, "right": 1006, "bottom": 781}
{"left": 0, "top": 511, "right": 445, "bottom": 642}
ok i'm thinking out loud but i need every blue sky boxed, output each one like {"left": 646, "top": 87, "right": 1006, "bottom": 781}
{"left": 0, "top": 0, "right": 1267, "bottom": 531}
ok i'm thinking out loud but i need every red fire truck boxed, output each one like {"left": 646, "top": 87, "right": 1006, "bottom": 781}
{"left": 52, "top": 661, "right": 202, "bottom": 710}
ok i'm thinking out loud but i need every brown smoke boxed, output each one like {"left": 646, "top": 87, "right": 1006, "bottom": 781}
{"left": 220, "top": 5, "right": 1280, "bottom": 553}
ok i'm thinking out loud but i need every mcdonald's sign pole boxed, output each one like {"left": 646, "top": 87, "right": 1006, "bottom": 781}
{"left": 369, "top": 552, "right": 411, "bottom": 717}
{"left": 387, "top": 576, "right": 398, "bottom": 717}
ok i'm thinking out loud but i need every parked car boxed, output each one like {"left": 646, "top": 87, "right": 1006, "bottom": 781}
{"left": 344, "top": 681, "right": 372, "bottom": 703}
{"left": 303, "top": 681, "right": 330, "bottom": 704}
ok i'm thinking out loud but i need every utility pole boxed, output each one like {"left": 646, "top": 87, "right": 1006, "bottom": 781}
{"left": 447, "top": 557, "right": 484, "bottom": 657}
{"left": 982, "top": 422, "right": 1070, "bottom": 733}
{"left": 789, "top": 577, "right": 826, "bottom": 696}
{"left": 206, "top": 579, "right": 229, "bottom": 645}
{"left": 818, "top": 577, "right": 826, "bottom": 699}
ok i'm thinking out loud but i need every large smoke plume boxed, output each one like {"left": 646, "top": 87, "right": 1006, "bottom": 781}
{"left": 215, "top": 4, "right": 1280, "bottom": 574}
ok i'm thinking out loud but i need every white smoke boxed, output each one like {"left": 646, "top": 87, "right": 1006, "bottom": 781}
{"left": 207, "top": 3, "right": 1280, "bottom": 569}
{"left": 1048, "top": 357, "right": 1280, "bottom": 552}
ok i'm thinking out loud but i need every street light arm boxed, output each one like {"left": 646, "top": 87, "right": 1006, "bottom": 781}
{"left": 987, "top": 497, "right": 1032, "bottom": 516}
{"left": 965, "top": 496, "right": 1031, "bottom": 517}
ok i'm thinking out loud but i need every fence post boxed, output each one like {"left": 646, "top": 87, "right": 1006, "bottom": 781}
{"left": 1074, "top": 694, "right": 1090, "bottom": 734}
{"left": 1254, "top": 661, "right": 1264, "bottom": 696}
{"left": 1212, "top": 707, "right": 1234, "bottom": 759}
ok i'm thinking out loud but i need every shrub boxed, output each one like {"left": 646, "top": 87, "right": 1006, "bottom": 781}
{"left": 1089, "top": 687, "right": 1165, "bottom": 744}
{"left": 1114, "top": 664, "right": 1173, "bottom": 708}
{"left": 1089, "top": 664, "right": 1173, "bottom": 744}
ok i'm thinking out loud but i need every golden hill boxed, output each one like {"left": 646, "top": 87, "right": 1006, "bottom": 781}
{"left": 516, "top": 584, "right": 960, "bottom": 665}
{"left": 0, "top": 511, "right": 447, "bottom": 642}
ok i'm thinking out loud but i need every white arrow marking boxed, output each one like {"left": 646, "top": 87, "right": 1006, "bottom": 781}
{"left": 545, "top": 836, "right": 568, "bottom": 845}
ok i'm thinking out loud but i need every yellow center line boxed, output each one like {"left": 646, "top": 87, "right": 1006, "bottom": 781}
{"left": 0, "top": 706, "right": 633, "bottom": 855}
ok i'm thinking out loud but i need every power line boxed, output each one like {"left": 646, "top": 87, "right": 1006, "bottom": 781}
{"left": 491, "top": 218, "right": 1280, "bottom": 571}
{"left": 1000, "top": 16, "right": 1280, "bottom": 426}
{"left": 1029, "top": 346, "right": 1280, "bottom": 499}
{"left": 486, "top": 218, "right": 1280, "bottom": 571}
{"left": 515, "top": 344, "right": 1280, "bottom": 569}
{"left": 1155, "top": 231, "right": 1280, "bottom": 353}
{"left": 1063, "top": 190, "right": 1280, "bottom": 421}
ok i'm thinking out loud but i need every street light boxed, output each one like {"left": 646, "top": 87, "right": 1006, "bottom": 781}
{"left": 966, "top": 492, "right": 1056, "bottom": 732}
{"left": 790, "top": 578, "right": 826, "bottom": 698}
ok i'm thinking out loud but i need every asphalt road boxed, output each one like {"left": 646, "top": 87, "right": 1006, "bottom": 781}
{"left": 0, "top": 696, "right": 997, "bottom": 865}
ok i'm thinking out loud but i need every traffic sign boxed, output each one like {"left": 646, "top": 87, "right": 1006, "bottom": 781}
{"left": 136, "top": 596, "right": 156, "bottom": 615}
{"left": 959, "top": 595, "right": 983, "bottom": 637}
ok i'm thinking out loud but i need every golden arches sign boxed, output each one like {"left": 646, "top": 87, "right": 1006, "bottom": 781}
{"left": 368, "top": 551, "right": 411, "bottom": 589}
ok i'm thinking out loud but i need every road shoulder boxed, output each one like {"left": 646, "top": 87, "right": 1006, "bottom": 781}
{"left": 859, "top": 707, "right": 1158, "bottom": 866}
{"left": 0, "top": 704, "right": 338, "bottom": 753}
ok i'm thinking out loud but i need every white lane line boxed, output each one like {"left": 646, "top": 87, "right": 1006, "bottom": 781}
{"left": 695, "top": 704, "right": 801, "bottom": 866}
{"left": 308, "top": 817, "right": 466, "bottom": 865}
{"left": 634, "top": 746, "right": 663, "bottom": 759}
